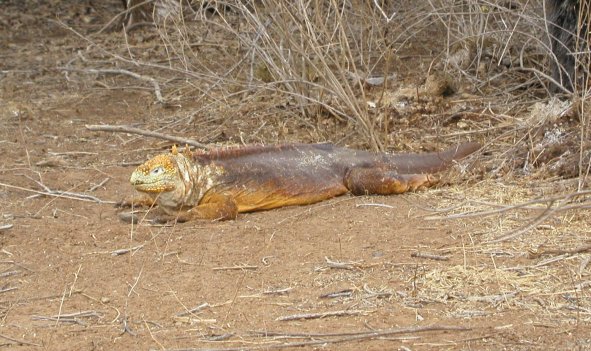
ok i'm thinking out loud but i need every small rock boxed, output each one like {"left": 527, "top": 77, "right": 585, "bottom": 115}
{"left": 118, "top": 212, "right": 139, "bottom": 224}
{"left": 424, "top": 71, "right": 456, "bottom": 97}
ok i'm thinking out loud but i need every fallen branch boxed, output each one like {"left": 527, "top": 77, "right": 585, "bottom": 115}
{"left": 32, "top": 310, "right": 102, "bottom": 325}
{"left": 0, "top": 181, "right": 115, "bottom": 204}
{"left": 175, "top": 303, "right": 209, "bottom": 317}
{"left": 60, "top": 67, "right": 165, "bottom": 104}
{"left": 0, "top": 333, "right": 41, "bottom": 347}
{"left": 50, "top": 310, "right": 103, "bottom": 319}
{"left": 432, "top": 190, "right": 591, "bottom": 244}
{"left": 355, "top": 203, "right": 395, "bottom": 209}
{"left": 362, "top": 284, "right": 393, "bottom": 298}
{"left": 534, "top": 253, "right": 571, "bottom": 267}
{"left": 27, "top": 176, "right": 111, "bottom": 204}
{"left": 154, "top": 325, "right": 469, "bottom": 351}
{"left": 251, "top": 324, "right": 468, "bottom": 339}
{"left": 0, "top": 270, "right": 20, "bottom": 278}
{"left": 213, "top": 265, "right": 258, "bottom": 271}
{"left": 276, "top": 309, "right": 370, "bottom": 321}
{"left": 425, "top": 190, "right": 591, "bottom": 221}
{"left": 528, "top": 244, "right": 591, "bottom": 259}
{"left": 323, "top": 256, "right": 362, "bottom": 270}
{"left": 486, "top": 200, "right": 558, "bottom": 243}
{"left": 411, "top": 252, "right": 450, "bottom": 261}
{"left": 319, "top": 289, "right": 353, "bottom": 299}
{"left": 9, "top": 290, "right": 82, "bottom": 303}
{"left": 85, "top": 124, "right": 209, "bottom": 149}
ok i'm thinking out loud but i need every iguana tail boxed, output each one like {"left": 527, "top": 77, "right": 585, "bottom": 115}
{"left": 387, "top": 142, "right": 480, "bottom": 174}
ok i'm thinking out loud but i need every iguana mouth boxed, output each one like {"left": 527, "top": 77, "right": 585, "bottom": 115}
{"left": 132, "top": 180, "right": 175, "bottom": 193}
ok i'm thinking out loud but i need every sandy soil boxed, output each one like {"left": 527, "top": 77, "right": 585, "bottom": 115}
{"left": 1, "top": 1, "right": 590, "bottom": 350}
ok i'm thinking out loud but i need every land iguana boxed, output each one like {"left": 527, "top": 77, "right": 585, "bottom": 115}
{"left": 121, "top": 142, "right": 480, "bottom": 222}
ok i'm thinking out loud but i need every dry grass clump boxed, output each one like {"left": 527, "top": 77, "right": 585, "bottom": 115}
{"left": 174, "top": 0, "right": 445, "bottom": 151}
{"left": 428, "top": 0, "right": 548, "bottom": 96}
{"left": 62, "top": 1, "right": 591, "bottom": 235}
{"left": 64, "top": 1, "right": 483, "bottom": 150}
{"left": 423, "top": 0, "right": 590, "bottom": 191}
{"left": 38, "top": 2, "right": 591, "bottom": 341}
{"left": 428, "top": 178, "right": 591, "bottom": 240}
{"left": 428, "top": 0, "right": 589, "bottom": 96}
{"left": 413, "top": 262, "right": 591, "bottom": 321}
{"left": 62, "top": 1, "right": 588, "bottom": 178}
{"left": 406, "top": 179, "right": 591, "bottom": 323}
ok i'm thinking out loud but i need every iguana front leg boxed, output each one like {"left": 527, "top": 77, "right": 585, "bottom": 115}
{"left": 119, "top": 193, "right": 238, "bottom": 224}
{"left": 344, "top": 167, "right": 438, "bottom": 195}
{"left": 116, "top": 193, "right": 157, "bottom": 208}
{"left": 160, "top": 199, "right": 238, "bottom": 223}
{"left": 150, "top": 193, "right": 238, "bottom": 223}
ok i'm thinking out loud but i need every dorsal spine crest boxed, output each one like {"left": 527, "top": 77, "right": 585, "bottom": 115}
{"left": 192, "top": 143, "right": 314, "bottom": 161}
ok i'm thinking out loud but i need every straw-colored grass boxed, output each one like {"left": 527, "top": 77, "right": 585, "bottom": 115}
{"left": 64, "top": 0, "right": 591, "bottom": 313}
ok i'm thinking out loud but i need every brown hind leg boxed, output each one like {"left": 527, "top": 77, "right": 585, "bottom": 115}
{"left": 344, "top": 167, "right": 438, "bottom": 195}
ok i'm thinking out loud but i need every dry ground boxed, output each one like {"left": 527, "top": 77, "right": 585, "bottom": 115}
{"left": 1, "top": 1, "right": 590, "bottom": 350}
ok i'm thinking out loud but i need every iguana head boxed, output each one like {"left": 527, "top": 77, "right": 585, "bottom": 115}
{"left": 130, "top": 153, "right": 179, "bottom": 193}
{"left": 130, "top": 145, "right": 194, "bottom": 202}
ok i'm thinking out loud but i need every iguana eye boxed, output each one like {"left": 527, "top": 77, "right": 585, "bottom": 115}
{"left": 150, "top": 166, "right": 164, "bottom": 176}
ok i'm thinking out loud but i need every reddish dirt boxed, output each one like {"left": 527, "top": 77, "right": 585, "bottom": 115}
{"left": 1, "top": 1, "right": 590, "bottom": 350}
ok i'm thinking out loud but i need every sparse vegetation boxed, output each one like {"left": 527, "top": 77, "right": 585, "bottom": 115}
{"left": 0, "top": 0, "right": 590, "bottom": 349}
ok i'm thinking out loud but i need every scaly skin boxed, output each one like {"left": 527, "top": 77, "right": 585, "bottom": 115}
{"left": 123, "top": 142, "right": 480, "bottom": 222}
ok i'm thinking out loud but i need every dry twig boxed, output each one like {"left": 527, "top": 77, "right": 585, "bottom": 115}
{"left": 85, "top": 124, "right": 209, "bottom": 149}
{"left": 528, "top": 244, "right": 591, "bottom": 259}
{"left": 0, "top": 287, "right": 18, "bottom": 294}
{"left": 0, "top": 333, "right": 41, "bottom": 347}
{"left": 89, "top": 177, "right": 110, "bottom": 192}
{"left": 111, "top": 244, "right": 145, "bottom": 256}
{"left": 411, "top": 252, "right": 450, "bottom": 261}
{"left": 154, "top": 325, "right": 469, "bottom": 351}
{"left": 362, "top": 284, "right": 393, "bottom": 298}
{"left": 426, "top": 191, "right": 591, "bottom": 221}
{"left": 60, "top": 67, "right": 165, "bottom": 104}
{"left": 487, "top": 200, "right": 559, "bottom": 243}
{"left": 319, "top": 289, "right": 354, "bottom": 299}
{"left": 0, "top": 270, "right": 19, "bottom": 278}
{"left": 580, "top": 255, "right": 591, "bottom": 275}
{"left": 0, "top": 181, "right": 115, "bottom": 204}
{"left": 212, "top": 265, "right": 258, "bottom": 271}
{"left": 262, "top": 287, "right": 293, "bottom": 295}
{"left": 276, "top": 309, "right": 371, "bottom": 321}
{"left": 32, "top": 310, "right": 102, "bottom": 325}
{"left": 322, "top": 256, "right": 362, "bottom": 270}
{"left": 175, "top": 303, "right": 209, "bottom": 317}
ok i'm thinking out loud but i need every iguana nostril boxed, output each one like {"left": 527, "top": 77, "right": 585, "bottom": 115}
{"left": 129, "top": 173, "right": 140, "bottom": 185}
